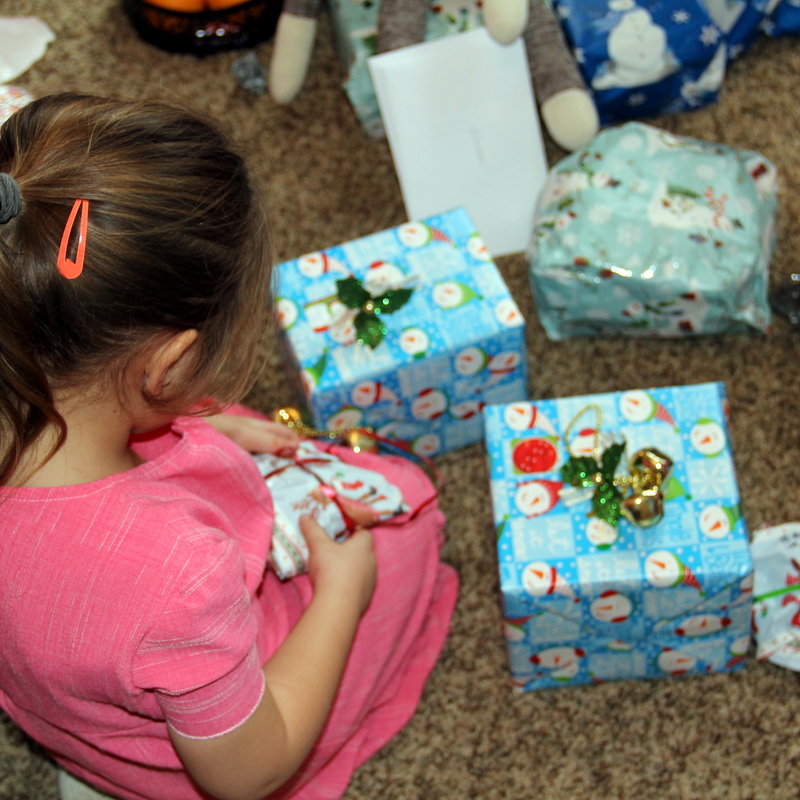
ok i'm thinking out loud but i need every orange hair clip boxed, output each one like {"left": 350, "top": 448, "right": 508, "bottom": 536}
{"left": 57, "top": 199, "right": 89, "bottom": 279}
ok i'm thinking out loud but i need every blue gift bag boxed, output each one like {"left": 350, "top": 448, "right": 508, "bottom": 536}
{"left": 554, "top": 0, "right": 728, "bottom": 122}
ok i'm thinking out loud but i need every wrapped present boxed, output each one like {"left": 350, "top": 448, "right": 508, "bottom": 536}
{"left": 529, "top": 122, "right": 776, "bottom": 340}
{"left": 484, "top": 382, "right": 753, "bottom": 692}
{"left": 326, "top": 0, "right": 483, "bottom": 137}
{"left": 553, "top": 0, "right": 727, "bottom": 123}
{"left": 254, "top": 440, "right": 408, "bottom": 579}
{"left": 276, "top": 207, "right": 527, "bottom": 457}
{"left": 750, "top": 522, "right": 800, "bottom": 670}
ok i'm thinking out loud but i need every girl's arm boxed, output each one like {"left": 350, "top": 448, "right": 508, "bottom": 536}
{"left": 169, "top": 516, "right": 376, "bottom": 800}
{"left": 204, "top": 412, "right": 301, "bottom": 455}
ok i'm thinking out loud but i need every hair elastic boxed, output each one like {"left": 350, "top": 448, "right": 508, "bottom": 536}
{"left": 57, "top": 199, "right": 89, "bottom": 279}
{"left": 0, "top": 173, "right": 21, "bottom": 225}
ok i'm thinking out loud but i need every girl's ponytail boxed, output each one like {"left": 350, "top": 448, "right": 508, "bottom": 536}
{"left": 0, "top": 180, "right": 65, "bottom": 483}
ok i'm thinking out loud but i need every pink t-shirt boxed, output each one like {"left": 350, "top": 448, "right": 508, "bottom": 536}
{"left": 0, "top": 417, "right": 296, "bottom": 798}
{"left": 0, "top": 413, "right": 459, "bottom": 800}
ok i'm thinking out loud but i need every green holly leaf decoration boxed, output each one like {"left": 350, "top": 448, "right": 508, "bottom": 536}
{"left": 336, "top": 277, "right": 371, "bottom": 309}
{"left": 592, "top": 480, "right": 624, "bottom": 526}
{"left": 354, "top": 311, "right": 387, "bottom": 348}
{"left": 334, "top": 277, "right": 415, "bottom": 349}
{"left": 375, "top": 287, "right": 413, "bottom": 314}
{"left": 600, "top": 442, "right": 625, "bottom": 480}
{"left": 561, "top": 456, "right": 599, "bottom": 488}
{"left": 560, "top": 443, "right": 626, "bottom": 527}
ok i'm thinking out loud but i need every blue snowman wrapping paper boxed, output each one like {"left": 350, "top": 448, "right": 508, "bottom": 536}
{"left": 484, "top": 382, "right": 753, "bottom": 692}
{"left": 276, "top": 207, "right": 526, "bottom": 457}
{"left": 326, "top": 0, "right": 483, "bottom": 137}
{"left": 529, "top": 122, "right": 777, "bottom": 340}
{"left": 764, "top": 0, "right": 800, "bottom": 36}
{"left": 553, "top": 0, "right": 728, "bottom": 123}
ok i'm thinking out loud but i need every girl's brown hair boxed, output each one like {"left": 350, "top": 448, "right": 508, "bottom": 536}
{"left": 0, "top": 93, "right": 274, "bottom": 484}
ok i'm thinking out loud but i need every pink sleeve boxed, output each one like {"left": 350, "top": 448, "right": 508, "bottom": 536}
{"left": 132, "top": 529, "right": 265, "bottom": 739}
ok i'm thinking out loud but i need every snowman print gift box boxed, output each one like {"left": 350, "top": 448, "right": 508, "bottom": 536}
{"left": 529, "top": 122, "right": 776, "bottom": 340}
{"left": 484, "top": 382, "right": 752, "bottom": 692}
{"left": 275, "top": 207, "right": 527, "bottom": 457}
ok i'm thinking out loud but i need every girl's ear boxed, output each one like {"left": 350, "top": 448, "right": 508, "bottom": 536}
{"left": 142, "top": 329, "right": 199, "bottom": 400}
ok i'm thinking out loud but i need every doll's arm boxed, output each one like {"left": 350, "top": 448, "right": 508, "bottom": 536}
{"left": 170, "top": 517, "right": 376, "bottom": 800}
{"left": 376, "top": 0, "right": 429, "bottom": 53}
{"left": 482, "top": 0, "right": 529, "bottom": 45}
{"left": 269, "top": 0, "right": 322, "bottom": 103}
{"left": 522, "top": 0, "right": 599, "bottom": 151}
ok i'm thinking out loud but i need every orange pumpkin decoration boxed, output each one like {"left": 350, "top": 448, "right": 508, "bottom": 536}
{"left": 145, "top": 0, "right": 205, "bottom": 11}
{"left": 206, "top": 0, "right": 247, "bottom": 8}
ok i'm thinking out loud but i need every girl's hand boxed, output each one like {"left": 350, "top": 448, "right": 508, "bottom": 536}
{"left": 206, "top": 414, "right": 301, "bottom": 456}
{"left": 300, "top": 515, "right": 376, "bottom": 617}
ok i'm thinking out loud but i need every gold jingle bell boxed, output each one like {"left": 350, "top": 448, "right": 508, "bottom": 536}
{"left": 620, "top": 487, "right": 665, "bottom": 528}
{"left": 628, "top": 448, "right": 673, "bottom": 494}
{"left": 343, "top": 429, "right": 379, "bottom": 454}
{"left": 273, "top": 407, "right": 306, "bottom": 430}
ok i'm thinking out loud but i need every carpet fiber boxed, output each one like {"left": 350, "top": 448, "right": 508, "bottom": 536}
{"left": 3, "top": 2, "right": 800, "bottom": 798}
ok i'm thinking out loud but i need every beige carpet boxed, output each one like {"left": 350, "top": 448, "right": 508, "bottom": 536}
{"left": 3, "top": 1, "right": 800, "bottom": 798}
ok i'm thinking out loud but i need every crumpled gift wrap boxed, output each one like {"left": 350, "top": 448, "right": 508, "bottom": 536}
{"left": 529, "top": 122, "right": 776, "bottom": 340}
{"left": 253, "top": 440, "right": 408, "bottom": 579}
{"left": 751, "top": 522, "right": 800, "bottom": 670}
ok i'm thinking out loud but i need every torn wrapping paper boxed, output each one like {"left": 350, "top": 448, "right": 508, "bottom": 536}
{"left": 0, "top": 17, "right": 54, "bottom": 84}
{"left": 253, "top": 440, "right": 407, "bottom": 579}
{"left": 751, "top": 522, "right": 800, "bottom": 670}
{"left": 0, "top": 85, "right": 33, "bottom": 126}
{"left": 484, "top": 382, "right": 753, "bottom": 692}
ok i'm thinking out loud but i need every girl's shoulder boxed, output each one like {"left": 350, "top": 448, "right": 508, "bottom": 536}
{"left": 1, "top": 416, "right": 271, "bottom": 541}
{"left": 0, "top": 416, "right": 272, "bottom": 595}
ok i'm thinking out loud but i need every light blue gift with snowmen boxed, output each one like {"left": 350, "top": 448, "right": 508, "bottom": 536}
{"left": 484, "top": 382, "right": 753, "bottom": 692}
{"left": 529, "top": 122, "right": 777, "bottom": 340}
{"left": 276, "top": 207, "right": 527, "bottom": 457}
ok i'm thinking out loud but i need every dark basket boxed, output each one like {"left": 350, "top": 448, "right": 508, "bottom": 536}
{"left": 122, "top": 0, "right": 283, "bottom": 56}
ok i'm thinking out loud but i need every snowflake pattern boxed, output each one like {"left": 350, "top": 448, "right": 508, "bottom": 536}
{"left": 729, "top": 42, "right": 746, "bottom": 59}
{"left": 574, "top": 47, "right": 585, "bottom": 64}
{"left": 700, "top": 24, "right": 721, "bottom": 46}
{"left": 672, "top": 9, "right": 691, "bottom": 23}
{"left": 628, "top": 92, "right": 647, "bottom": 107}
{"left": 616, "top": 223, "right": 643, "bottom": 248}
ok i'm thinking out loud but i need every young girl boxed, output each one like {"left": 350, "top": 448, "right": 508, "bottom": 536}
{"left": 0, "top": 94, "right": 458, "bottom": 800}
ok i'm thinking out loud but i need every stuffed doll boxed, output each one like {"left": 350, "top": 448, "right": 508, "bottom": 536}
{"left": 269, "top": 0, "right": 599, "bottom": 152}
